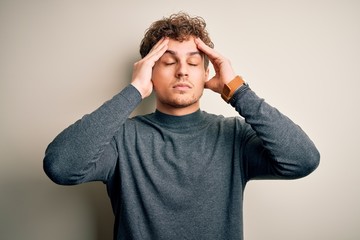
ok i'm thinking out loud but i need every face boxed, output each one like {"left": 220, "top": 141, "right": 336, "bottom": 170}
{"left": 152, "top": 36, "right": 209, "bottom": 115}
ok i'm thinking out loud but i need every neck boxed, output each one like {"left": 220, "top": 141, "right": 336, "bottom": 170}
{"left": 152, "top": 108, "right": 204, "bottom": 132}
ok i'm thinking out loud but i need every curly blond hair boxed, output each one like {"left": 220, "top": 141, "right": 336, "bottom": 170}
{"left": 140, "top": 12, "right": 214, "bottom": 68}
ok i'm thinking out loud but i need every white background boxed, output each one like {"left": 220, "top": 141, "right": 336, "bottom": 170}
{"left": 1, "top": 0, "right": 359, "bottom": 239}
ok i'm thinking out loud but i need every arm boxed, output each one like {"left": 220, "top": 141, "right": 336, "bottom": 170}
{"left": 233, "top": 85, "right": 320, "bottom": 180}
{"left": 195, "top": 38, "right": 320, "bottom": 180}
{"left": 44, "top": 38, "right": 170, "bottom": 185}
{"left": 43, "top": 85, "right": 142, "bottom": 185}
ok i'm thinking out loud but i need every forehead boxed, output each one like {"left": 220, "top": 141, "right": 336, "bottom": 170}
{"left": 165, "top": 37, "right": 201, "bottom": 57}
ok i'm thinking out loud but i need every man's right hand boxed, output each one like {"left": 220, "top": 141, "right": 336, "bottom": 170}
{"left": 131, "top": 37, "right": 169, "bottom": 99}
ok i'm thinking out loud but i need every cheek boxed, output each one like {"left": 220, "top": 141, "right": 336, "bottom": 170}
{"left": 151, "top": 66, "right": 163, "bottom": 85}
{"left": 152, "top": 64, "right": 161, "bottom": 77}
{"left": 152, "top": 65, "right": 172, "bottom": 79}
{"left": 194, "top": 69, "right": 208, "bottom": 82}
{"left": 193, "top": 74, "right": 207, "bottom": 90}
{"left": 151, "top": 67, "right": 168, "bottom": 91}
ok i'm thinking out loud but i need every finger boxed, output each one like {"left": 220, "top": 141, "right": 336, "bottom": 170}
{"left": 151, "top": 43, "right": 168, "bottom": 62}
{"left": 148, "top": 37, "right": 169, "bottom": 56}
{"left": 145, "top": 38, "right": 169, "bottom": 61}
{"left": 194, "top": 38, "right": 222, "bottom": 61}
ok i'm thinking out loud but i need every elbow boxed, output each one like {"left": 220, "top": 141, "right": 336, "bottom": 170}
{"left": 291, "top": 146, "right": 321, "bottom": 179}
{"left": 43, "top": 154, "right": 68, "bottom": 185}
{"left": 302, "top": 147, "right": 320, "bottom": 176}
{"left": 43, "top": 151, "right": 79, "bottom": 185}
{"left": 274, "top": 146, "right": 320, "bottom": 179}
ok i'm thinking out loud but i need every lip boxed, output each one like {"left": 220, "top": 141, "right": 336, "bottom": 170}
{"left": 172, "top": 83, "right": 192, "bottom": 91}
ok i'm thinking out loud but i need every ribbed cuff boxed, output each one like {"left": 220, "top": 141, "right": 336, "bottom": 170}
{"left": 118, "top": 84, "right": 142, "bottom": 105}
{"left": 229, "top": 83, "right": 250, "bottom": 107}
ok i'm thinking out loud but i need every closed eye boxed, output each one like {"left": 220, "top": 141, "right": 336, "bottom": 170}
{"left": 188, "top": 63, "right": 199, "bottom": 66}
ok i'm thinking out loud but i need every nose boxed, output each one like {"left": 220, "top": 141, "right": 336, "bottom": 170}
{"left": 175, "top": 61, "right": 188, "bottom": 78}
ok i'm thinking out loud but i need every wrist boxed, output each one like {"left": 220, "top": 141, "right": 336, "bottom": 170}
{"left": 229, "top": 83, "right": 250, "bottom": 106}
{"left": 131, "top": 82, "right": 152, "bottom": 99}
{"left": 221, "top": 75, "right": 245, "bottom": 102}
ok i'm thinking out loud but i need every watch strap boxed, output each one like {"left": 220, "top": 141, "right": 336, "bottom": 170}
{"left": 221, "top": 75, "right": 245, "bottom": 102}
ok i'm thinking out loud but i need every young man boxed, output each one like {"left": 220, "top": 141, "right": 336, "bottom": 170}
{"left": 44, "top": 12, "right": 320, "bottom": 239}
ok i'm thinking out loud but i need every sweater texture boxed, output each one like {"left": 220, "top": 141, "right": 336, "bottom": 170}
{"left": 44, "top": 84, "right": 320, "bottom": 240}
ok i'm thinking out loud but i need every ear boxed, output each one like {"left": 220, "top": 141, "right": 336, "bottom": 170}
{"left": 205, "top": 67, "right": 210, "bottom": 81}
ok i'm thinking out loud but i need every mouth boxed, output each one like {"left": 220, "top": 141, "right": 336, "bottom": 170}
{"left": 172, "top": 83, "right": 192, "bottom": 91}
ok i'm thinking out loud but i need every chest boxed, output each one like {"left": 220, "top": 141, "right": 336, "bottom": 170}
{"left": 119, "top": 123, "right": 236, "bottom": 185}
{"left": 113, "top": 122, "right": 245, "bottom": 217}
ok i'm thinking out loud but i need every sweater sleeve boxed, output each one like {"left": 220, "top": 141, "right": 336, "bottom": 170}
{"left": 231, "top": 85, "right": 320, "bottom": 181}
{"left": 43, "top": 85, "right": 142, "bottom": 185}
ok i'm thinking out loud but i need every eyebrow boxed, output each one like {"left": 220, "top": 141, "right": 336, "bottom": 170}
{"left": 164, "top": 50, "right": 202, "bottom": 57}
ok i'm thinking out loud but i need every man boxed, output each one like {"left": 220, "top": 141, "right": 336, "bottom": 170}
{"left": 44, "top": 12, "right": 320, "bottom": 240}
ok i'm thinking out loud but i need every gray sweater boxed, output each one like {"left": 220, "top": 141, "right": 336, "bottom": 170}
{"left": 44, "top": 84, "right": 320, "bottom": 240}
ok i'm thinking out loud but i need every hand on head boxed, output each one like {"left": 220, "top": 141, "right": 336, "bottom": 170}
{"left": 131, "top": 36, "right": 237, "bottom": 99}
{"left": 194, "top": 38, "right": 236, "bottom": 94}
{"left": 131, "top": 37, "right": 169, "bottom": 99}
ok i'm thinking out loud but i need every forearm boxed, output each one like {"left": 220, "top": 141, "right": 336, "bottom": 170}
{"left": 43, "top": 85, "right": 142, "bottom": 185}
{"left": 231, "top": 85, "right": 320, "bottom": 179}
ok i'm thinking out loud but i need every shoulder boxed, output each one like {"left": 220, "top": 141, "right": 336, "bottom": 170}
{"left": 200, "top": 111, "right": 248, "bottom": 131}
{"left": 201, "top": 110, "right": 243, "bottom": 122}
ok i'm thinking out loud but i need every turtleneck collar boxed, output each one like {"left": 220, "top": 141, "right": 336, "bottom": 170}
{"left": 150, "top": 109, "right": 208, "bottom": 131}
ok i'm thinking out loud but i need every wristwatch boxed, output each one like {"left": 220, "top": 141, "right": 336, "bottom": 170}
{"left": 221, "top": 75, "right": 245, "bottom": 102}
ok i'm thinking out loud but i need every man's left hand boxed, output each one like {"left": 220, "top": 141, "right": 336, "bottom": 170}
{"left": 195, "top": 38, "right": 237, "bottom": 94}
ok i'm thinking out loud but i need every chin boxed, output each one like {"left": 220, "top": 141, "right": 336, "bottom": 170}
{"left": 169, "top": 97, "right": 200, "bottom": 108}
